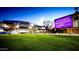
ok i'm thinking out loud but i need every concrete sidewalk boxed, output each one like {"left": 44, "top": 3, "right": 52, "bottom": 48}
{"left": 48, "top": 33, "right": 79, "bottom": 36}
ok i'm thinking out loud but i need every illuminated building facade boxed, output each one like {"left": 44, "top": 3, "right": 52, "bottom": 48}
{"left": 0, "top": 20, "right": 30, "bottom": 34}
{"left": 54, "top": 12, "right": 79, "bottom": 34}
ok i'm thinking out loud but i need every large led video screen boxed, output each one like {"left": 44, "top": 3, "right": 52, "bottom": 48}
{"left": 55, "top": 15, "right": 73, "bottom": 28}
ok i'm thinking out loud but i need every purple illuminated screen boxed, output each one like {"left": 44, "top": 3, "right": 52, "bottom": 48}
{"left": 55, "top": 15, "right": 73, "bottom": 28}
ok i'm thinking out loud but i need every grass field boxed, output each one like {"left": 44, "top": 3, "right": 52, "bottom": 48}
{"left": 0, "top": 34, "right": 79, "bottom": 51}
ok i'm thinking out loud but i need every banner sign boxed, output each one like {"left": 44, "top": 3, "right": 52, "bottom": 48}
{"left": 55, "top": 15, "right": 73, "bottom": 28}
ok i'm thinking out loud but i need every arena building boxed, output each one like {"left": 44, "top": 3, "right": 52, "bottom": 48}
{"left": 53, "top": 11, "right": 79, "bottom": 34}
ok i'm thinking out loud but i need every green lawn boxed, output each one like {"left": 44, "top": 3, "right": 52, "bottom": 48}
{"left": 0, "top": 34, "right": 79, "bottom": 51}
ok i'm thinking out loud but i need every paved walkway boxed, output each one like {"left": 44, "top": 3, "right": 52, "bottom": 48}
{"left": 48, "top": 33, "right": 79, "bottom": 36}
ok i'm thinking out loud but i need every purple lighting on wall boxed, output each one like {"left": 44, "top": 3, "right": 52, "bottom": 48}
{"left": 55, "top": 15, "right": 73, "bottom": 28}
